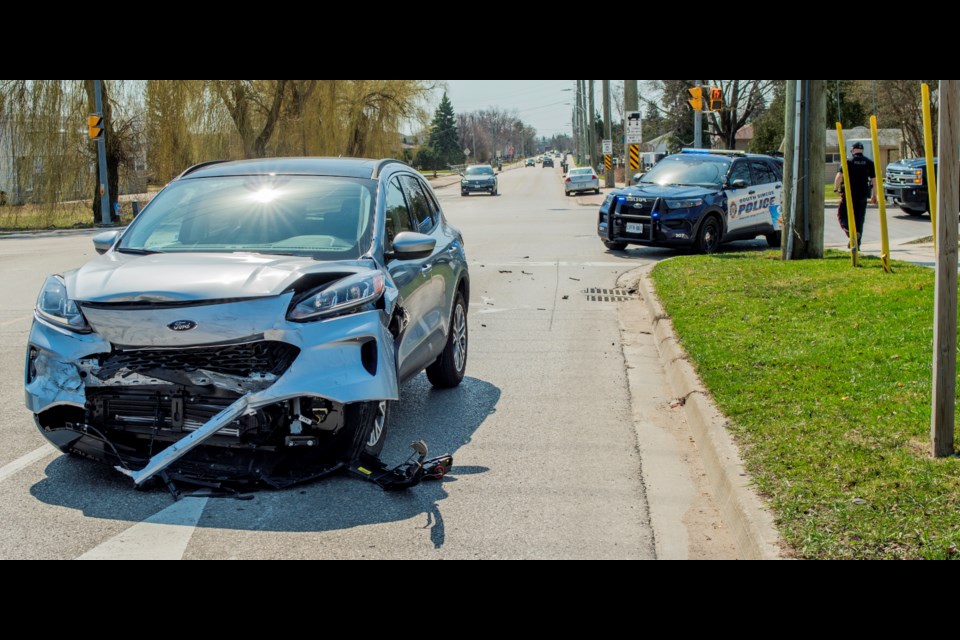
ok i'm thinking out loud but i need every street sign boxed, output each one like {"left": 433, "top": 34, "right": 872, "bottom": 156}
{"left": 625, "top": 110, "right": 642, "bottom": 144}
{"left": 602, "top": 139, "right": 612, "bottom": 154}
{"left": 629, "top": 144, "right": 640, "bottom": 170}
{"left": 464, "top": 147, "right": 471, "bottom": 156}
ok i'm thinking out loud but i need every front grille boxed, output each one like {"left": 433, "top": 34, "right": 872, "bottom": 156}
{"left": 98, "top": 341, "right": 299, "bottom": 378}
{"left": 886, "top": 169, "right": 922, "bottom": 186}
{"left": 89, "top": 389, "right": 246, "bottom": 436}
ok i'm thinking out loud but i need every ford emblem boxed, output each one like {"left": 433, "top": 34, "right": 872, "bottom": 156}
{"left": 167, "top": 320, "right": 198, "bottom": 331}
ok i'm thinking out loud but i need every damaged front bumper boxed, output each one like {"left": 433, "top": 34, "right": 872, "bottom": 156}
{"left": 25, "top": 293, "right": 415, "bottom": 489}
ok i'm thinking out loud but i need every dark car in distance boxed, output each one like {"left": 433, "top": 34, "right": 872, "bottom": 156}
{"left": 460, "top": 164, "right": 498, "bottom": 196}
{"left": 542, "top": 157, "right": 554, "bottom": 168}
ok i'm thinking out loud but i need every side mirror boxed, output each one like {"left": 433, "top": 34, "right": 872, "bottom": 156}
{"left": 388, "top": 231, "right": 436, "bottom": 261}
{"left": 729, "top": 179, "right": 748, "bottom": 190}
{"left": 92, "top": 230, "right": 120, "bottom": 255}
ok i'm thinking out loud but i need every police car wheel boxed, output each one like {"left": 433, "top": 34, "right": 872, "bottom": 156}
{"left": 696, "top": 216, "right": 722, "bottom": 254}
{"left": 899, "top": 206, "right": 926, "bottom": 217}
{"left": 603, "top": 241, "right": 627, "bottom": 251}
{"left": 765, "top": 231, "right": 781, "bottom": 248}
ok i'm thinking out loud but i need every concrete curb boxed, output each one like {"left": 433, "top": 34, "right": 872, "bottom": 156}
{"left": 630, "top": 264, "right": 783, "bottom": 560}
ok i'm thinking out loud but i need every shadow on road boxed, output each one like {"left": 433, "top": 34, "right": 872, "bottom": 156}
{"left": 30, "top": 375, "right": 500, "bottom": 544}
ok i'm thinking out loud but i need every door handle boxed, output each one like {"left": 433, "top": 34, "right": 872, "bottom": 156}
{"left": 748, "top": 190, "right": 756, "bottom": 194}
{"left": 775, "top": 184, "right": 782, "bottom": 189}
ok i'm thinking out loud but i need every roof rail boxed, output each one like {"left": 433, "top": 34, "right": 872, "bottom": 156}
{"left": 679, "top": 148, "right": 745, "bottom": 156}
{"left": 175, "top": 160, "right": 229, "bottom": 179}
{"left": 372, "top": 158, "right": 409, "bottom": 179}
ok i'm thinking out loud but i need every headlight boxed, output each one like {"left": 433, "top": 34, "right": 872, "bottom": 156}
{"left": 461, "top": 179, "right": 468, "bottom": 185}
{"left": 36, "top": 275, "right": 91, "bottom": 332}
{"left": 665, "top": 198, "right": 703, "bottom": 209}
{"left": 288, "top": 272, "right": 385, "bottom": 321}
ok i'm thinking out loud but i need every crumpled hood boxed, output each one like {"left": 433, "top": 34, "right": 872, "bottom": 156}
{"left": 66, "top": 252, "right": 372, "bottom": 302}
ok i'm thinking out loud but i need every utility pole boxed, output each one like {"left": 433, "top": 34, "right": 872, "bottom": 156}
{"left": 575, "top": 80, "right": 584, "bottom": 165}
{"left": 693, "top": 79, "right": 703, "bottom": 149}
{"left": 588, "top": 80, "right": 596, "bottom": 169}
{"left": 624, "top": 80, "right": 638, "bottom": 183}
{"left": 603, "top": 80, "right": 613, "bottom": 187}
{"left": 782, "top": 80, "right": 825, "bottom": 261}
{"left": 931, "top": 79, "right": 959, "bottom": 457}
{"left": 93, "top": 80, "right": 111, "bottom": 226}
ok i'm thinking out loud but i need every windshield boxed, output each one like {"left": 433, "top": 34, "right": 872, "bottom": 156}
{"left": 120, "top": 175, "right": 376, "bottom": 259}
{"left": 637, "top": 154, "right": 730, "bottom": 187}
{"left": 465, "top": 166, "right": 494, "bottom": 176}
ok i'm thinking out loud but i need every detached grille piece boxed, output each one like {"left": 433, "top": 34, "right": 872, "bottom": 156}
{"left": 89, "top": 389, "right": 247, "bottom": 436}
{"left": 99, "top": 341, "right": 300, "bottom": 378}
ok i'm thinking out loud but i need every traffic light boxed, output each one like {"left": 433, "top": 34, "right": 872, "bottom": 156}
{"left": 87, "top": 114, "right": 103, "bottom": 140}
{"left": 709, "top": 87, "right": 723, "bottom": 111}
{"left": 687, "top": 87, "right": 703, "bottom": 111}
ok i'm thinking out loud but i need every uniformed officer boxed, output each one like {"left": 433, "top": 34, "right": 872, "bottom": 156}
{"left": 833, "top": 141, "right": 877, "bottom": 250}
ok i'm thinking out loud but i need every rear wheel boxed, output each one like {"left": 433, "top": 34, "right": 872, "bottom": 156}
{"left": 595, "top": 188, "right": 601, "bottom": 194}
{"left": 426, "top": 292, "right": 468, "bottom": 388}
{"left": 603, "top": 241, "right": 627, "bottom": 251}
{"left": 696, "top": 216, "right": 722, "bottom": 254}
{"left": 765, "top": 230, "right": 782, "bottom": 248}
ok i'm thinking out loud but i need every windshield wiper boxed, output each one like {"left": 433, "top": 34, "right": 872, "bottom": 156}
{"left": 117, "top": 247, "right": 160, "bottom": 255}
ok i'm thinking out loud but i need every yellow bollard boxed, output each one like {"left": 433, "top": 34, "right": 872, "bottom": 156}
{"left": 922, "top": 82, "right": 938, "bottom": 252}
{"left": 836, "top": 123, "right": 859, "bottom": 266}
{"left": 870, "top": 116, "right": 893, "bottom": 273}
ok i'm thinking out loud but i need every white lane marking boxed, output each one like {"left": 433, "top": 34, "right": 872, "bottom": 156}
{"left": 0, "top": 444, "right": 58, "bottom": 483}
{"left": 77, "top": 497, "right": 208, "bottom": 560}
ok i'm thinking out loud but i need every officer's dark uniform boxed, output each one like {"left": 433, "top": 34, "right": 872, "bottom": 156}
{"left": 837, "top": 142, "right": 875, "bottom": 249}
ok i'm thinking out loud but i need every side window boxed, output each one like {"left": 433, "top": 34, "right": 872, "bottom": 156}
{"left": 727, "top": 161, "right": 752, "bottom": 187}
{"left": 399, "top": 175, "right": 436, "bottom": 234}
{"left": 751, "top": 161, "right": 778, "bottom": 186}
{"left": 384, "top": 177, "right": 414, "bottom": 252}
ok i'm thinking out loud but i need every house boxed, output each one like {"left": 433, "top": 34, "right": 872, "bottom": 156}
{"left": 825, "top": 126, "right": 902, "bottom": 176}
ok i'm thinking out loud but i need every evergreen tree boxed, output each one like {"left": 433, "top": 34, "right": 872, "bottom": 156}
{"left": 427, "top": 93, "right": 464, "bottom": 167}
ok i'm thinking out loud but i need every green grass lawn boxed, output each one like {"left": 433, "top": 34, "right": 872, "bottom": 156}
{"left": 651, "top": 251, "right": 960, "bottom": 559}
{"left": 0, "top": 201, "right": 93, "bottom": 231}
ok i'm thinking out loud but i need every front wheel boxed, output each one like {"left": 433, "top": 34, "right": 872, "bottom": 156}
{"left": 603, "top": 240, "right": 627, "bottom": 251}
{"left": 696, "top": 216, "right": 722, "bottom": 254}
{"left": 461, "top": 191, "right": 468, "bottom": 197}
{"left": 765, "top": 230, "right": 782, "bottom": 248}
{"left": 426, "top": 292, "right": 468, "bottom": 388}
{"left": 491, "top": 188, "right": 498, "bottom": 196}
{"left": 347, "top": 400, "right": 391, "bottom": 457}
{"left": 900, "top": 206, "right": 927, "bottom": 216}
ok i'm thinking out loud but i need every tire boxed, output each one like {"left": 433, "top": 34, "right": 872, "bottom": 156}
{"left": 491, "top": 188, "right": 498, "bottom": 196}
{"left": 765, "top": 230, "right": 782, "bottom": 248}
{"left": 695, "top": 215, "right": 722, "bottom": 254}
{"left": 603, "top": 241, "right": 627, "bottom": 251}
{"left": 461, "top": 191, "right": 468, "bottom": 197}
{"left": 900, "top": 206, "right": 927, "bottom": 217}
{"left": 595, "top": 188, "right": 601, "bottom": 194}
{"left": 426, "top": 291, "right": 468, "bottom": 388}
{"left": 347, "top": 400, "right": 391, "bottom": 457}
{"left": 565, "top": 191, "right": 571, "bottom": 197}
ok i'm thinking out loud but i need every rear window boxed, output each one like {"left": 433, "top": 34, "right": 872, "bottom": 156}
{"left": 569, "top": 168, "right": 594, "bottom": 175}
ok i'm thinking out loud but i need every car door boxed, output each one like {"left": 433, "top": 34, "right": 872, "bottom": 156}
{"left": 396, "top": 174, "right": 448, "bottom": 380}
{"left": 749, "top": 159, "right": 782, "bottom": 233}
{"left": 383, "top": 176, "right": 433, "bottom": 381}
{"left": 724, "top": 159, "right": 754, "bottom": 234}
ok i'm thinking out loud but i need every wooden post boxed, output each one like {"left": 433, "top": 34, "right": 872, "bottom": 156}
{"left": 804, "top": 81, "right": 825, "bottom": 259}
{"left": 931, "top": 79, "right": 959, "bottom": 457}
{"left": 781, "top": 80, "right": 796, "bottom": 260}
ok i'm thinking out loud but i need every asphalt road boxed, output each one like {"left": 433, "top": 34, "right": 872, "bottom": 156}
{"left": 11, "top": 165, "right": 939, "bottom": 559}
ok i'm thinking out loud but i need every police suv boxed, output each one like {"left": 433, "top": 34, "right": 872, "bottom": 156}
{"left": 597, "top": 149, "right": 783, "bottom": 253}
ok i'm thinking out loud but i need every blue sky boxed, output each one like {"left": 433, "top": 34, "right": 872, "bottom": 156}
{"left": 432, "top": 80, "right": 579, "bottom": 138}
